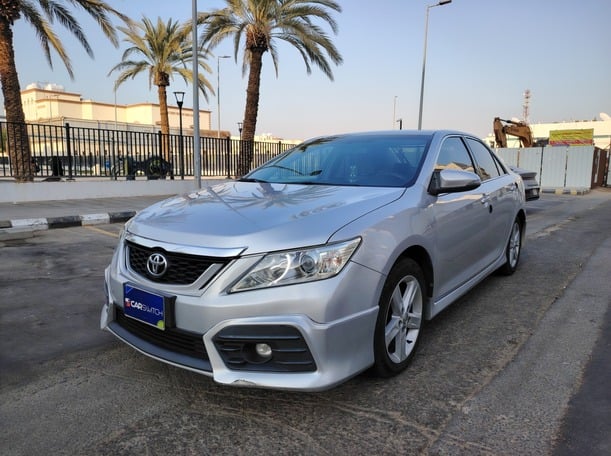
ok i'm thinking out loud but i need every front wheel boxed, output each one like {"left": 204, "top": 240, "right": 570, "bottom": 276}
{"left": 499, "top": 218, "right": 522, "bottom": 275}
{"left": 372, "top": 258, "right": 426, "bottom": 377}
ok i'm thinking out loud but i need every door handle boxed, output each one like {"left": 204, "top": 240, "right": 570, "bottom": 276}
{"left": 480, "top": 194, "right": 493, "bottom": 213}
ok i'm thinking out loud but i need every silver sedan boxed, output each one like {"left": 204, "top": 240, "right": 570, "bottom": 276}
{"left": 101, "top": 130, "right": 526, "bottom": 391}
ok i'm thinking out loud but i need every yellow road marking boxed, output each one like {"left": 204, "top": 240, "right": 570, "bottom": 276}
{"left": 85, "top": 225, "right": 120, "bottom": 238}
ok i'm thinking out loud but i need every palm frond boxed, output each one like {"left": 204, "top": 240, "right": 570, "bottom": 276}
{"left": 199, "top": 0, "right": 342, "bottom": 80}
{"left": 196, "top": 0, "right": 343, "bottom": 175}
{"left": 11, "top": 0, "right": 128, "bottom": 78}
{"left": 110, "top": 16, "right": 214, "bottom": 102}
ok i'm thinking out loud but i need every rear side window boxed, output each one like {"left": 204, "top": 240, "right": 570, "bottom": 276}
{"left": 436, "top": 137, "right": 475, "bottom": 172}
{"left": 465, "top": 138, "right": 502, "bottom": 181}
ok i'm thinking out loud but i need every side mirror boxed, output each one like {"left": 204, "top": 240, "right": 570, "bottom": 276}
{"left": 428, "top": 169, "right": 481, "bottom": 196}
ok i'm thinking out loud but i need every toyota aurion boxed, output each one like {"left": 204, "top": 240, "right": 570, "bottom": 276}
{"left": 101, "top": 130, "right": 526, "bottom": 391}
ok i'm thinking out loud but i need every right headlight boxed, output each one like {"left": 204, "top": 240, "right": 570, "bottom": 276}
{"left": 229, "top": 237, "right": 361, "bottom": 292}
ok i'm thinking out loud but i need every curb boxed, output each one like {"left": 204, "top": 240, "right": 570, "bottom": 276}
{"left": 0, "top": 211, "right": 136, "bottom": 233}
{"left": 541, "top": 187, "right": 590, "bottom": 196}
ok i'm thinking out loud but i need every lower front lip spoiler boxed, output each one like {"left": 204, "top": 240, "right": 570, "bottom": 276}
{"left": 107, "top": 320, "right": 214, "bottom": 374}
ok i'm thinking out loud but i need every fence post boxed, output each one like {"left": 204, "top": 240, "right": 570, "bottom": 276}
{"left": 225, "top": 136, "right": 232, "bottom": 179}
{"left": 157, "top": 130, "right": 162, "bottom": 159}
{"left": 65, "top": 122, "right": 74, "bottom": 180}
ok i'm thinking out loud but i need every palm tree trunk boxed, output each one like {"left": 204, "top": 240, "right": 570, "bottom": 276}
{"left": 0, "top": 18, "right": 33, "bottom": 182}
{"left": 237, "top": 48, "right": 264, "bottom": 178}
{"left": 157, "top": 84, "right": 172, "bottom": 166}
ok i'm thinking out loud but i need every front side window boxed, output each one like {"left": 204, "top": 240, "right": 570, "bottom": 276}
{"left": 435, "top": 137, "right": 475, "bottom": 172}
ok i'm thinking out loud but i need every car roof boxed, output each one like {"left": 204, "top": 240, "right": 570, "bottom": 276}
{"left": 303, "top": 130, "right": 474, "bottom": 142}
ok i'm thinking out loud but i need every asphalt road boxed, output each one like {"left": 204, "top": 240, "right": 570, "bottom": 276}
{"left": 1, "top": 191, "right": 610, "bottom": 455}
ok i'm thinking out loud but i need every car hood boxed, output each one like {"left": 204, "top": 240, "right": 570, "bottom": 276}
{"left": 127, "top": 181, "right": 404, "bottom": 256}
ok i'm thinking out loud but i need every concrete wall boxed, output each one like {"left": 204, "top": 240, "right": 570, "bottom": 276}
{"left": 0, "top": 178, "right": 228, "bottom": 204}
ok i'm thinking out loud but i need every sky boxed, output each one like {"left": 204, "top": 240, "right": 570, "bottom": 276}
{"left": 6, "top": 0, "right": 611, "bottom": 141}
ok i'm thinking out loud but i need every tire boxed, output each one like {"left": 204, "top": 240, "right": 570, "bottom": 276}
{"left": 145, "top": 157, "right": 164, "bottom": 177}
{"left": 372, "top": 258, "right": 425, "bottom": 377}
{"left": 145, "top": 156, "right": 172, "bottom": 178}
{"left": 499, "top": 218, "right": 522, "bottom": 275}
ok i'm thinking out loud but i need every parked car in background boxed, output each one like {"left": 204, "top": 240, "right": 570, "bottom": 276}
{"left": 101, "top": 130, "right": 526, "bottom": 391}
{"left": 510, "top": 166, "right": 540, "bottom": 200}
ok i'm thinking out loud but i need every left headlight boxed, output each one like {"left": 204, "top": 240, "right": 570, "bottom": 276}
{"left": 229, "top": 237, "right": 361, "bottom": 292}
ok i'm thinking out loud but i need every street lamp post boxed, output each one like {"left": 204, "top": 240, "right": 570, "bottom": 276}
{"left": 238, "top": 121, "right": 243, "bottom": 140}
{"left": 418, "top": 0, "right": 452, "bottom": 130}
{"left": 217, "top": 55, "right": 231, "bottom": 138}
{"left": 113, "top": 89, "right": 118, "bottom": 130}
{"left": 191, "top": 0, "right": 201, "bottom": 189}
{"left": 173, "top": 91, "right": 185, "bottom": 180}
{"left": 393, "top": 96, "right": 398, "bottom": 129}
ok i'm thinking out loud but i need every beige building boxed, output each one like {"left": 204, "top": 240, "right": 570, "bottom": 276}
{"left": 20, "top": 82, "right": 212, "bottom": 135}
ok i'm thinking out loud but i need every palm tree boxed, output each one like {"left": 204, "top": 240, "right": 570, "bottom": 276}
{"left": 199, "top": 0, "right": 343, "bottom": 177}
{"left": 0, "top": 0, "right": 128, "bottom": 182}
{"left": 109, "top": 17, "right": 214, "bottom": 164}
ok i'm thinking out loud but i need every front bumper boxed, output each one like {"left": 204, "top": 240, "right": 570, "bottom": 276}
{"left": 101, "top": 251, "right": 382, "bottom": 391}
{"left": 101, "top": 300, "right": 377, "bottom": 391}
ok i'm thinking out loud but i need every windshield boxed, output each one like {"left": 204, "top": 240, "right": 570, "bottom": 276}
{"left": 243, "top": 134, "right": 432, "bottom": 187}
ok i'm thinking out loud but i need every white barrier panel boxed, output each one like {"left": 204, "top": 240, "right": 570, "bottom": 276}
{"left": 565, "top": 146, "right": 594, "bottom": 188}
{"left": 497, "top": 148, "right": 518, "bottom": 167}
{"left": 499, "top": 146, "right": 595, "bottom": 190}
{"left": 540, "top": 147, "right": 568, "bottom": 189}
{"left": 518, "top": 148, "right": 543, "bottom": 177}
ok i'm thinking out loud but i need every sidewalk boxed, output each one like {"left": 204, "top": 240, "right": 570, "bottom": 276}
{"left": 0, "top": 195, "right": 174, "bottom": 232}
{"left": 0, "top": 176, "right": 230, "bottom": 237}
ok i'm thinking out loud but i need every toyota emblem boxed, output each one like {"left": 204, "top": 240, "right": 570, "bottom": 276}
{"left": 146, "top": 253, "right": 168, "bottom": 278}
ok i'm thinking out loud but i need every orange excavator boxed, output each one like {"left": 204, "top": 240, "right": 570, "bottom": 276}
{"left": 493, "top": 117, "right": 534, "bottom": 148}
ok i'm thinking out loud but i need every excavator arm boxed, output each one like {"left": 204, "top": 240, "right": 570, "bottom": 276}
{"left": 493, "top": 117, "right": 534, "bottom": 148}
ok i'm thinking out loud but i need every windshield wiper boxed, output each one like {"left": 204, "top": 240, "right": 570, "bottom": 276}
{"left": 239, "top": 177, "right": 268, "bottom": 183}
{"left": 267, "top": 165, "right": 305, "bottom": 175}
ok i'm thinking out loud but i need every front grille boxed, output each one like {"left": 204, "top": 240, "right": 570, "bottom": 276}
{"left": 127, "top": 241, "right": 228, "bottom": 285}
{"left": 115, "top": 307, "right": 208, "bottom": 361}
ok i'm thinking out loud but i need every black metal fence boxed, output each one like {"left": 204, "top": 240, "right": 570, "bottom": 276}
{"left": 0, "top": 121, "right": 296, "bottom": 179}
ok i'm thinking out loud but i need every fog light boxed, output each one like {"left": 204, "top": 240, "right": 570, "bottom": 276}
{"left": 255, "top": 343, "right": 272, "bottom": 358}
